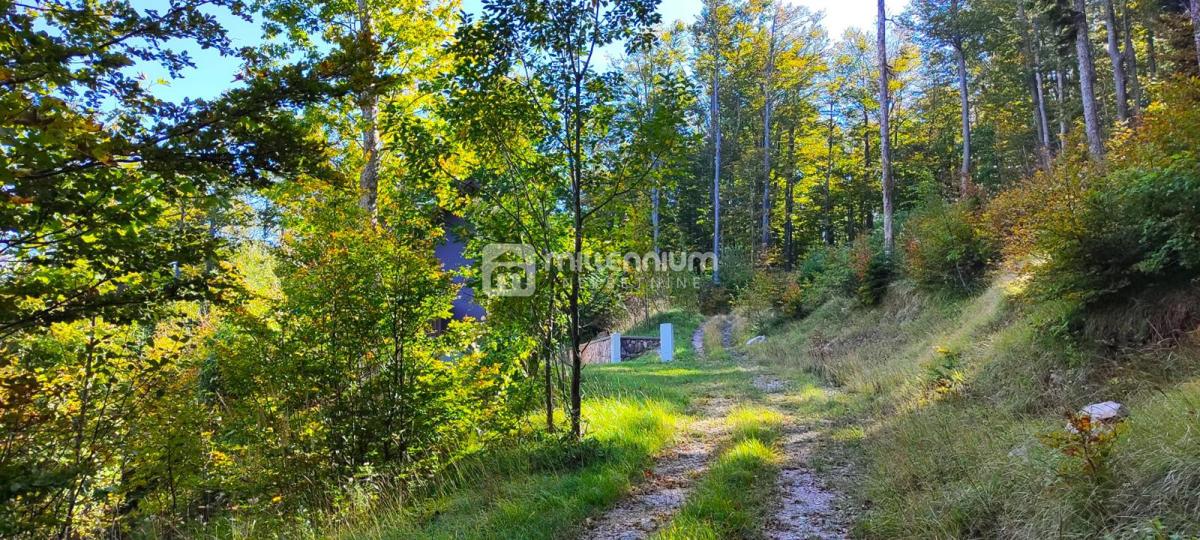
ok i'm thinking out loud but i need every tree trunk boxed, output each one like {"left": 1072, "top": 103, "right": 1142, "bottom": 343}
{"left": 761, "top": 9, "right": 778, "bottom": 251}
{"left": 878, "top": 0, "right": 895, "bottom": 256}
{"left": 1146, "top": 24, "right": 1158, "bottom": 79}
{"left": 651, "top": 187, "right": 660, "bottom": 255}
{"left": 545, "top": 283, "right": 555, "bottom": 431}
{"left": 951, "top": 0, "right": 972, "bottom": 196}
{"left": 568, "top": 69, "right": 584, "bottom": 439}
{"left": 1022, "top": 3, "right": 1053, "bottom": 166}
{"left": 861, "top": 107, "right": 873, "bottom": 232}
{"left": 784, "top": 123, "right": 796, "bottom": 270}
{"left": 1054, "top": 55, "right": 1068, "bottom": 140}
{"left": 1103, "top": 0, "right": 1130, "bottom": 122}
{"left": 1121, "top": 2, "right": 1141, "bottom": 113}
{"left": 953, "top": 41, "right": 972, "bottom": 195}
{"left": 357, "top": 0, "right": 380, "bottom": 217}
{"left": 1075, "top": 0, "right": 1105, "bottom": 160}
{"left": 1190, "top": 0, "right": 1200, "bottom": 71}
{"left": 823, "top": 97, "right": 836, "bottom": 246}
{"left": 711, "top": 41, "right": 722, "bottom": 283}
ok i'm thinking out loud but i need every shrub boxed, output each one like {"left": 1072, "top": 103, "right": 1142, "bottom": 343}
{"left": 797, "top": 244, "right": 856, "bottom": 310}
{"left": 857, "top": 253, "right": 893, "bottom": 306}
{"left": 780, "top": 282, "right": 806, "bottom": 318}
{"left": 903, "top": 199, "right": 998, "bottom": 292}
{"left": 989, "top": 79, "right": 1200, "bottom": 338}
{"left": 736, "top": 271, "right": 790, "bottom": 332}
{"left": 698, "top": 282, "right": 732, "bottom": 315}
{"left": 850, "top": 234, "right": 893, "bottom": 305}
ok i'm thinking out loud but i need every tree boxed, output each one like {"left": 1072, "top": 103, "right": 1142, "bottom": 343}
{"left": 258, "top": 0, "right": 457, "bottom": 219}
{"left": 759, "top": 3, "right": 779, "bottom": 250}
{"left": 1020, "top": 1, "right": 1054, "bottom": 166}
{"left": 699, "top": 0, "right": 729, "bottom": 282}
{"left": 1102, "top": 0, "right": 1130, "bottom": 122}
{"left": 453, "top": 0, "right": 660, "bottom": 438}
{"left": 0, "top": 1, "right": 348, "bottom": 535}
{"left": 879, "top": 0, "right": 896, "bottom": 255}
{"left": 1068, "top": 0, "right": 1105, "bottom": 158}
{"left": 908, "top": 0, "right": 977, "bottom": 195}
{"left": 1191, "top": 0, "right": 1200, "bottom": 70}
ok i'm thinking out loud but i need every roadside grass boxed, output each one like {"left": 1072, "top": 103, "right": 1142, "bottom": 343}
{"left": 744, "top": 278, "right": 1200, "bottom": 538}
{"left": 310, "top": 311, "right": 760, "bottom": 540}
{"left": 700, "top": 315, "right": 729, "bottom": 361}
{"left": 654, "top": 405, "right": 784, "bottom": 540}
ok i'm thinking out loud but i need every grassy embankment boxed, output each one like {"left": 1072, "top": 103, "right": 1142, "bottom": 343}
{"left": 745, "top": 278, "right": 1200, "bottom": 538}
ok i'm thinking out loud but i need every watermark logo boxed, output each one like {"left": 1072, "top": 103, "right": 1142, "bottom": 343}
{"left": 481, "top": 243, "right": 716, "bottom": 297}
{"left": 482, "top": 243, "right": 538, "bottom": 297}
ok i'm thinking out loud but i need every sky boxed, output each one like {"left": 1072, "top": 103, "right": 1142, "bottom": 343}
{"left": 132, "top": 0, "right": 908, "bottom": 104}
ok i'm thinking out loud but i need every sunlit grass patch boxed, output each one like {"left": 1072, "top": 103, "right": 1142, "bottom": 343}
{"left": 726, "top": 405, "right": 785, "bottom": 445}
{"left": 654, "top": 407, "right": 784, "bottom": 540}
{"left": 655, "top": 437, "right": 780, "bottom": 540}
{"left": 323, "top": 394, "right": 683, "bottom": 540}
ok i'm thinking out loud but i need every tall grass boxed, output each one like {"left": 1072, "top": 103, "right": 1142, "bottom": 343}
{"left": 746, "top": 278, "right": 1200, "bottom": 538}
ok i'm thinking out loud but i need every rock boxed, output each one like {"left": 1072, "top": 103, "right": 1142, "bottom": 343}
{"left": 1080, "top": 401, "right": 1129, "bottom": 423}
{"left": 1068, "top": 401, "right": 1129, "bottom": 433}
{"left": 745, "top": 335, "right": 766, "bottom": 346}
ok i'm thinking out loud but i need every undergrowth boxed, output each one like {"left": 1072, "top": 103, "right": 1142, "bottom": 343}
{"left": 747, "top": 278, "right": 1200, "bottom": 538}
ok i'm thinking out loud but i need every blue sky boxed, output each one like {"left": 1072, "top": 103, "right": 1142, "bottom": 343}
{"left": 135, "top": 0, "right": 906, "bottom": 103}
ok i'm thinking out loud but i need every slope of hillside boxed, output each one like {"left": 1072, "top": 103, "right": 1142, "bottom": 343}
{"left": 745, "top": 278, "right": 1200, "bottom": 538}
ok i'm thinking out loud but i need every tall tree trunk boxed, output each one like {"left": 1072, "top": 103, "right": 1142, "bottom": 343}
{"left": 951, "top": 0, "right": 972, "bottom": 196}
{"left": 356, "top": 0, "right": 380, "bottom": 217}
{"left": 1022, "top": 3, "right": 1053, "bottom": 166}
{"left": 1055, "top": 54, "right": 1068, "bottom": 140}
{"left": 861, "top": 107, "right": 873, "bottom": 231}
{"left": 1121, "top": 2, "right": 1142, "bottom": 113}
{"left": 784, "top": 123, "right": 796, "bottom": 270}
{"left": 545, "top": 278, "right": 555, "bottom": 432}
{"left": 1190, "top": 0, "right": 1200, "bottom": 71}
{"left": 1146, "top": 24, "right": 1158, "bottom": 78}
{"left": 568, "top": 69, "right": 584, "bottom": 439}
{"left": 1103, "top": 0, "right": 1130, "bottom": 122}
{"left": 953, "top": 41, "right": 972, "bottom": 195}
{"left": 651, "top": 187, "right": 660, "bottom": 255}
{"left": 761, "top": 9, "right": 778, "bottom": 251}
{"left": 711, "top": 40, "right": 722, "bottom": 283}
{"left": 878, "top": 0, "right": 895, "bottom": 256}
{"left": 1075, "top": 0, "right": 1105, "bottom": 160}
{"left": 823, "top": 98, "right": 836, "bottom": 246}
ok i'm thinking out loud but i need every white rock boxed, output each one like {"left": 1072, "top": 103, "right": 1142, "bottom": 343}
{"left": 745, "top": 335, "right": 766, "bottom": 346}
{"left": 1068, "top": 401, "right": 1129, "bottom": 433}
{"left": 1079, "top": 401, "right": 1129, "bottom": 423}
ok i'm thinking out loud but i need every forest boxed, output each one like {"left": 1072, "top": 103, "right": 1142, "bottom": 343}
{"left": 3, "top": 0, "right": 1200, "bottom": 538}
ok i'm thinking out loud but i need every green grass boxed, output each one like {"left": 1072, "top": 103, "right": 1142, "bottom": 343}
{"left": 328, "top": 398, "right": 679, "bottom": 540}
{"left": 654, "top": 406, "right": 784, "bottom": 540}
{"left": 308, "top": 310, "right": 761, "bottom": 540}
{"left": 744, "top": 278, "right": 1200, "bottom": 538}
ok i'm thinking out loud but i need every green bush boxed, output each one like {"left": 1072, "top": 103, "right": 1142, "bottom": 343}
{"left": 698, "top": 282, "right": 732, "bottom": 315}
{"left": 990, "top": 79, "right": 1200, "bottom": 339}
{"left": 856, "top": 253, "right": 893, "bottom": 306}
{"left": 797, "top": 244, "right": 857, "bottom": 311}
{"left": 736, "top": 271, "right": 791, "bottom": 332}
{"left": 903, "top": 200, "right": 997, "bottom": 292}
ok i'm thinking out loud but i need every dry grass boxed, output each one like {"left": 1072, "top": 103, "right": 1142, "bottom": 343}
{"left": 745, "top": 277, "right": 1200, "bottom": 538}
